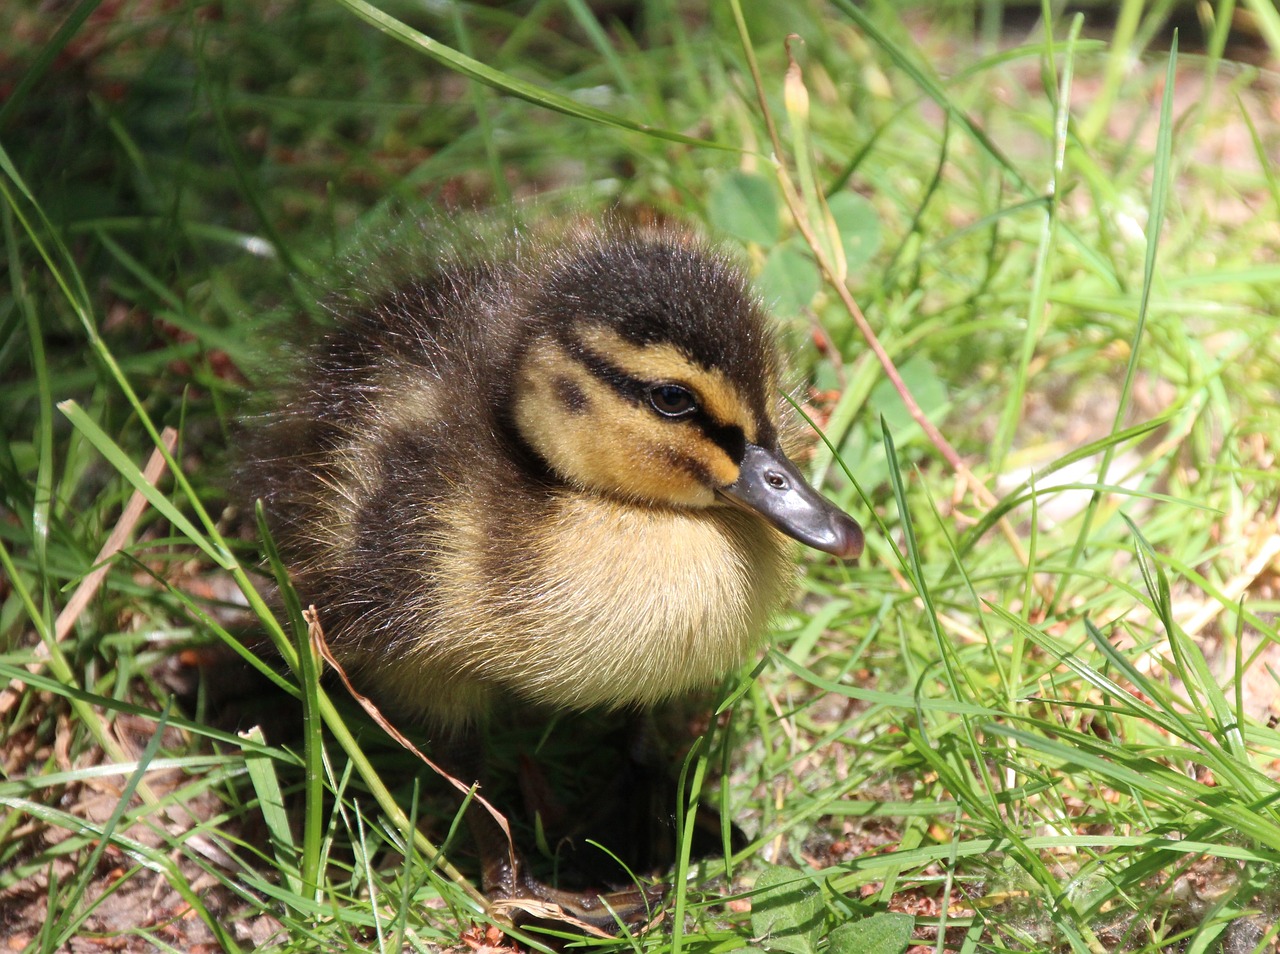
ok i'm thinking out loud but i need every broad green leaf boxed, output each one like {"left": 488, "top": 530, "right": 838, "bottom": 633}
{"left": 827, "top": 912, "right": 914, "bottom": 954}
{"left": 750, "top": 864, "right": 824, "bottom": 954}
{"left": 828, "top": 191, "right": 881, "bottom": 273}
{"left": 866, "top": 356, "right": 948, "bottom": 438}
{"left": 709, "top": 171, "right": 781, "bottom": 245}
{"left": 760, "top": 239, "right": 820, "bottom": 315}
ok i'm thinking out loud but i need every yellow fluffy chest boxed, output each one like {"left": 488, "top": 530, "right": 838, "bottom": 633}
{"left": 433, "top": 494, "right": 795, "bottom": 713}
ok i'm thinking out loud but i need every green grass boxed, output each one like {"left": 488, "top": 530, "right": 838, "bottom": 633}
{"left": 3, "top": 1, "right": 1280, "bottom": 951}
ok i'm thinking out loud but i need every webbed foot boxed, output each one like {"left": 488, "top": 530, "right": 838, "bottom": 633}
{"left": 482, "top": 841, "right": 666, "bottom": 934}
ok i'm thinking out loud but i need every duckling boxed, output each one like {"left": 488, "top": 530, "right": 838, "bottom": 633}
{"left": 247, "top": 222, "right": 862, "bottom": 926}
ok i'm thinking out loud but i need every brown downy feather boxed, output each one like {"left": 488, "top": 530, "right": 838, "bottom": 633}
{"left": 243, "top": 222, "right": 831, "bottom": 727}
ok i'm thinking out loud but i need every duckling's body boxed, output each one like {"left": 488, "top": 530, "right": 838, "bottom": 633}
{"left": 373, "top": 486, "right": 788, "bottom": 719}
{"left": 252, "top": 225, "right": 859, "bottom": 727}
{"left": 248, "top": 223, "right": 861, "bottom": 926}
{"left": 292, "top": 409, "right": 791, "bottom": 721}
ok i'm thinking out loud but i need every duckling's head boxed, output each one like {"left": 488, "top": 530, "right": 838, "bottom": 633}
{"left": 508, "top": 229, "right": 863, "bottom": 559}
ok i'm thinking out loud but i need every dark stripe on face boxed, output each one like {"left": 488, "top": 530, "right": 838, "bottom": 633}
{"left": 660, "top": 446, "right": 715, "bottom": 485}
{"left": 555, "top": 376, "right": 589, "bottom": 413}
{"left": 571, "top": 342, "right": 648, "bottom": 404}
{"left": 571, "top": 339, "right": 751, "bottom": 466}
{"left": 700, "top": 419, "right": 746, "bottom": 465}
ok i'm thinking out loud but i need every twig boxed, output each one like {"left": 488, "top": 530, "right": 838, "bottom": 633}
{"left": 305, "top": 606, "right": 518, "bottom": 869}
{"left": 1181, "top": 528, "right": 1280, "bottom": 639}
{"left": 0, "top": 426, "right": 178, "bottom": 714}
{"left": 729, "top": 9, "right": 1054, "bottom": 602}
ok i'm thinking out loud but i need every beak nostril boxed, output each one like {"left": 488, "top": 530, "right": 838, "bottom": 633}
{"left": 720, "top": 444, "right": 860, "bottom": 558}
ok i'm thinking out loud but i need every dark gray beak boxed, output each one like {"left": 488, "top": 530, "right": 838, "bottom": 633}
{"left": 718, "top": 443, "right": 863, "bottom": 559}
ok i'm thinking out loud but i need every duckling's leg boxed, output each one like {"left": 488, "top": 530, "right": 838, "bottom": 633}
{"left": 441, "top": 734, "right": 666, "bottom": 933}
{"left": 619, "top": 713, "right": 748, "bottom": 871}
{"left": 467, "top": 797, "right": 667, "bottom": 932}
{"left": 489, "top": 714, "right": 740, "bottom": 927}
{"left": 493, "top": 709, "right": 743, "bottom": 887}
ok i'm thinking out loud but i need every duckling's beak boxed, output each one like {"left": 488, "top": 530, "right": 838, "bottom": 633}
{"left": 718, "top": 444, "right": 864, "bottom": 560}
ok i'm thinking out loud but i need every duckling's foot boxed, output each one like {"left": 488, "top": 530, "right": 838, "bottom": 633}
{"left": 472, "top": 809, "right": 666, "bottom": 934}
{"left": 486, "top": 862, "right": 667, "bottom": 935}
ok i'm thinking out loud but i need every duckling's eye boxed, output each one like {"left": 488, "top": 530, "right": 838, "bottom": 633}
{"left": 647, "top": 384, "right": 698, "bottom": 419}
